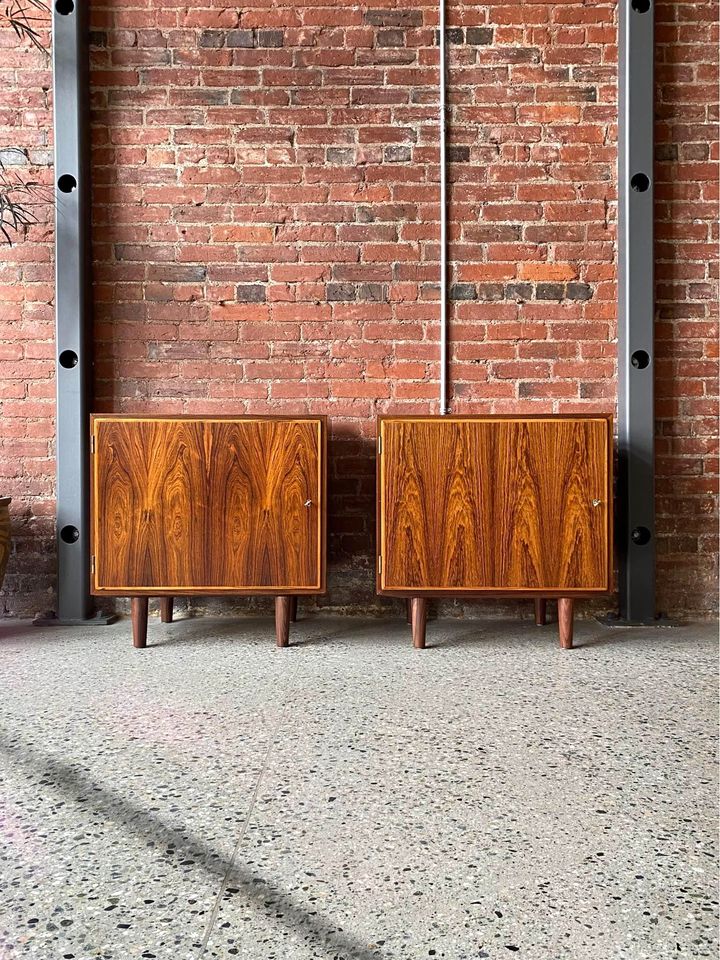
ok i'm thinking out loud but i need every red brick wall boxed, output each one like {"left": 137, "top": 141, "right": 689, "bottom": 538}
{"left": 0, "top": 1, "right": 716, "bottom": 619}
{"left": 655, "top": 0, "right": 719, "bottom": 617}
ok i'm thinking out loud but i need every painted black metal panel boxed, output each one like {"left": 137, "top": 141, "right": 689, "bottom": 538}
{"left": 53, "top": 0, "right": 92, "bottom": 620}
{"left": 617, "top": 0, "right": 656, "bottom": 621}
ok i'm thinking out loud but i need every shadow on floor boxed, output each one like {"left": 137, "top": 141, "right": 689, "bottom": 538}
{"left": 0, "top": 727, "right": 385, "bottom": 960}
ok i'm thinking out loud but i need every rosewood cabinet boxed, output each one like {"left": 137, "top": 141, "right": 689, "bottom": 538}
{"left": 91, "top": 415, "right": 326, "bottom": 648}
{"left": 377, "top": 415, "right": 613, "bottom": 649}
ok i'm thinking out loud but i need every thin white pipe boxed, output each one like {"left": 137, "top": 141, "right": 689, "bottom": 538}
{"left": 439, "top": 0, "right": 449, "bottom": 414}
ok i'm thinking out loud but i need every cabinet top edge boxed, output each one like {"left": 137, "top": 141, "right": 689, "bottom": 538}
{"left": 377, "top": 413, "right": 613, "bottom": 424}
{"left": 90, "top": 414, "right": 328, "bottom": 424}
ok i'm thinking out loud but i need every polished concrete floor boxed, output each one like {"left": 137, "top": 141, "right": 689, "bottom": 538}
{"left": 0, "top": 614, "right": 717, "bottom": 959}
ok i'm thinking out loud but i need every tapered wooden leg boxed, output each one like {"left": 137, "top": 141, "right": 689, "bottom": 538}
{"left": 534, "top": 598, "right": 547, "bottom": 626}
{"left": 275, "top": 596, "right": 292, "bottom": 648}
{"left": 289, "top": 596, "right": 298, "bottom": 623}
{"left": 159, "top": 597, "right": 173, "bottom": 623}
{"left": 131, "top": 597, "right": 149, "bottom": 649}
{"left": 410, "top": 597, "right": 427, "bottom": 649}
{"left": 406, "top": 598, "right": 412, "bottom": 624}
{"left": 558, "top": 598, "right": 574, "bottom": 649}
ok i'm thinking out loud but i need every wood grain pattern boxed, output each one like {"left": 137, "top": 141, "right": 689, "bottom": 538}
{"left": 94, "top": 419, "right": 207, "bottom": 590}
{"left": 379, "top": 417, "right": 611, "bottom": 594}
{"left": 92, "top": 417, "right": 324, "bottom": 593}
{"left": 205, "top": 421, "right": 319, "bottom": 589}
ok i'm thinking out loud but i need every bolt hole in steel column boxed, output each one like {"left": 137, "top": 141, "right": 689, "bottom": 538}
{"left": 57, "top": 173, "right": 77, "bottom": 193}
{"left": 55, "top": 0, "right": 74, "bottom": 13}
{"left": 631, "top": 172, "right": 650, "bottom": 192}
{"left": 631, "top": 526, "right": 652, "bottom": 546}
{"left": 59, "top": 349, "right": 78, "bottom": 369}
{"left": 631, "top": 0, "right": 651, "bottom": 11}
{"left": 60, "top": 525, "right": 80, "bottom": 544}
{"left": 631, "top": 349, "right": 650, "bottom": 369}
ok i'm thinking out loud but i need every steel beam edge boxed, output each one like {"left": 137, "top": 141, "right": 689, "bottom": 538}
{"left": 42, "top": 0, "right": 111, "bottom": 626}
{"left": 616, "top": 0, "right": 657, "bottom": 624}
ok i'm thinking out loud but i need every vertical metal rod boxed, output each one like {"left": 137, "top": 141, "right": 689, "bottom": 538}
{"left": 617, "top": 0, "right": 656, "bottom": 622}
{"left": 438, "top": 0, "right": 449, "bottom": 414}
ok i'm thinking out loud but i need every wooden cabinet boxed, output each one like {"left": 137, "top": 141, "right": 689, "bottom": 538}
{"left": 91, "top": 415, "right": 326, "bottom": 647}
{"left": 377, "top": 415, "right": 613, "bottom": 649}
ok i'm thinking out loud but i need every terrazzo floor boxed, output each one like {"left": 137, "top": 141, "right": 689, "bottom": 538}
{"left": 0, "top": 613, "right": 717, "bottom": 960}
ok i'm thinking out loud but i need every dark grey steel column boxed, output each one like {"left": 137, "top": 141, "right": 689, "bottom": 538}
{"left": 617, "top": 0, "right": 656, "bottom": 622}
{"left": 43, "top": 0, "right": 113, "bottom": 624}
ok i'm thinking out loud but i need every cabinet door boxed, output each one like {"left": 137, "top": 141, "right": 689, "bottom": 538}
{"left": 92, "top": 418, "right": 323, "bottom": 593}
{"left": 93, "top": 419, "right": 209, "bottom": 590}
{"left": 205, "top": 420, "right": 322, "bottom": 590}
{"left": 380, "top": 418, "right": 610, "bottom": 592}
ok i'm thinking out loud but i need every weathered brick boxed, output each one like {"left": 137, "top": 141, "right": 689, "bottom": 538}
{"left": 504, "top": 283, "right": 533, "bottom": 301}
{"left": 466, "top": 27, "right": 494, "bottom": 45}
{"left": 377, "top": 30, "right": 405, "bottom": 48}
{"left": 357, "top": 283, "right": 386, "bottom": 302}
{"left": 565, "top": 283, "right": 593, "bottom": 301}
{"left": 256, "top": 30, "right": 284, "bottom": 48}
{"left": 450, "top": 283, "right": 477, "bottom": 301}
{"left": 384, "top": 146, "right": 411, "bottom": 163}
{"left": 236, "top": 284, "right": 266, "bottom": 303}
{"left": 327, "top": 283, "right": 356, "bottom": 302}
{"left": 536, "top": 283, "right": 566, "bottom": 301}
{"left": 226, "top": 30, "right": 254, "bottom": 48}
{"left": 364, "top": 10, "right": 423, "bottom": 27}
{"left": 327, "top": 148, "right": 355, "bottom": 165}
{"left": 199, "top": 30, "right": 225, "bottom": 48}
{"left": 448, "top": 146, "right": 470, "bottom": 163}
{"left": 476, "top": 284, "right": 506, "bottom": 302}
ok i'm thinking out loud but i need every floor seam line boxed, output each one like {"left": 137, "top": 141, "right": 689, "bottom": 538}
{"left": 198, "top": 655, "right": 303, "bottom": 956}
